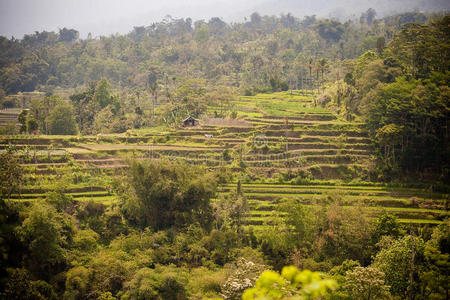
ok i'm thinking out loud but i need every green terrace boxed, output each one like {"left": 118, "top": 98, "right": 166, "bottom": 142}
{"left": 3, "top": 89, "right": 447, "bottom": 232}
{"left": 216, "top": 183, "right": 449, "bottom": 226}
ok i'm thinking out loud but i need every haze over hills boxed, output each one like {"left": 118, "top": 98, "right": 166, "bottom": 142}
{"left": 0, "top": 0, "right": 449, "bottom": 38}
{"left": 253, "top": 0, "right": 450, "bottom": 20}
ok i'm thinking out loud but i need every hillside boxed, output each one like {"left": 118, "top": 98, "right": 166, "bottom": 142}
{"left": 3, "top": 90, "right": 447, "bottom": 227}
{"left": 0, "top": 10, "right": 449, "bottom": 300}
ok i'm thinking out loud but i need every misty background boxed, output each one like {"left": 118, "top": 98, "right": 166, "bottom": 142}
{"left": 1, "top": 0, "right": 449, "bottom": 38}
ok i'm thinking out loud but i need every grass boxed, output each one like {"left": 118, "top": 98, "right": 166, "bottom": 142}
{"left": 256, "top": 100, "right": 331, "bottom": 116}
{"left": 79, "top": 143, "right": 223, "bottom": 151}
{"left": 242, "top": 218, "right": 445, "bottom": 234}
{"left": 128, "top": 125, "right": 172, "bottom": 136}
{"left": 235, "top": 90, "right": 332, "bottom": 118}
{"left": 398, "top": 219, "right": 444, "bottom": 224}
{"left": 13, "top": 195, "right": 118, "bottom": 205}
{"left": 63, "top": 147, "right": 94, "bottom": 154}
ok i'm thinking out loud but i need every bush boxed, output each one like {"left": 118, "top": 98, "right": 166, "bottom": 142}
{"left": 222, "top": 149, "right": 232, "bottom": 161}
{"left": 188, "top": 267, "right": 226, "bottom": 298}
{"left": 122, "top": 265, "right": 188, "bottom": 300}
{"left": 244, "top": 88, "right": 255, "bottom": 96}
{"left": 242, "top": 266, "right": 337, "bottom": 300}
{"left": 221, "top": 258, "right": 267, "bottom": 299}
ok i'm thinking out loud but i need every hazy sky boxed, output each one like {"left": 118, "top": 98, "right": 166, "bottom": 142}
{"left": 0, "top": 0, "right": 267, "bottom": 38}
{"left": 1, "top": 0, "right": 449, "bottom": 38}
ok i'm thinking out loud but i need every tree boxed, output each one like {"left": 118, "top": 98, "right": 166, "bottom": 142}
{"left": 371, "top": 213, "right": 404, "bottom": 244}
{"left": 118, "top": 159, "right": 218, "bottom": 230}
{"left": 250, "top": 12, "right": 262, "bottom": 25}
{"left": 147, "top": 68, "right": 159, "bottom": 117}
{"left": 344, "top": 267, "right": 391, "bottom": 299}
{"left": 212, "top": 188, "right": 248, "bottom": 232}
{"left": 18, "top": 203, "right": 75, "bottom": 280}
{"left": 376, "top": 37, "right": 385, "bottom": 55}
{"left": 421, "top": 223, "right": 450, "bottom": 298}
{"left": 47, "top": 103, "right": 78, "bottom": 135}
{"left": 70, "top": 82, "right": 98, "bottom": 134}
{"left": 0, "top": 198, "right": 24, "bottom": 287}
{"left": 372, "top": 235, "right": 426, "bottom": 298}
{"left": 122, "top": 265, "right": 188, "bottom": 300}
{"left": 1, "top": 268, "right": 57, "bottom": 300}
{"left": 94, "top": 78, "right": 114, "bottom": 109}
{"left": 307, "top": 57, "right": 315, "bottom": 93}
{"left": 94, "top": 105, "right": 123, "bottom": 133}
{"left": 0, "top": 152, "right": 24, "bottom": 206}
{"left": 18, "top": 109, "right": 29, "bottom": 133}
{"left": 365, "top": 72, "right": 449, "bottom": 177}
{"left": 318, "top": 58, "right": 329, "bottom": 92}
{"left": 221, "top": 258, "right": 267, "bottom": 299}
{"left": 365, "top": 8, "right": 377, "bottom": 26}
{"left": 279, "top": 199, "right": 315, "bottom": 252}
{"left": 316, "top": 201, "right": 374, "bottom": 265}
{"left": 26, "top": 117, "right": 38, "bottom": 134}
{"left": 194, "top": 24, "right": 210, "bottom": 43}
{"left": 174, "top": 79, "right": 207, "bottom": 118}
{"left": 30, "top": 95, "right": 64, "bottom": 134}
{"left": 313, "top": 19, "right": 344, "bottom": 42}
{"left": 64, "top": 266, "right": 90, "bottom": 299}
{"left": 375, "top": 123, "right": 404, "bottom": 167}
{"left": 58, "top": 28, "right": 79, "bottom": 42}
{"left": 66, "top": 249, "right": 131, "bottom": 298}
{"left": 208, "top": 17, "right": 227, "bottom": 36}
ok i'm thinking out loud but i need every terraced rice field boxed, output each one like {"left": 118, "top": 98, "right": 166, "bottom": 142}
{"left": 0, "top": 108, "right": 22, "bottom": 128}
{"left": 218, "top": 183, "right": 448, "bottom": 227}
{"left": 2, "top": 90, "right": 448, "bottom": 227}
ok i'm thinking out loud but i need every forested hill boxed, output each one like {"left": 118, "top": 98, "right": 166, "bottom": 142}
{"left": 0, "top": 10, "right": 442, "bottom": 95}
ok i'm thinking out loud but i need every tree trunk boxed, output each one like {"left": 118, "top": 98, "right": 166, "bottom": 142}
{"left": 408, "top": 237, "right": 416, "bottom": 300}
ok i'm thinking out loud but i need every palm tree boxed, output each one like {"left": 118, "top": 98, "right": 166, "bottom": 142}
{"left": 307, "top": 57, "right": 314, "bottom": 95}
{"left": 318, "top": 58, "right": 329, "bottom": 93}
{"left": 148, "top": 68, "right": 158, "bottom": 117}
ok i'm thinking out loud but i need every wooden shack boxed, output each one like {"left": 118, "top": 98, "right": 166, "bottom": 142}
{"left": 182, "top": 116, "right": 199, "bottom": 127}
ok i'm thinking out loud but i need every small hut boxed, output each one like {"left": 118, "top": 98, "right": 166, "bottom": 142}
{"left": 182, "top": 116, "right": 199, "bottom": 127}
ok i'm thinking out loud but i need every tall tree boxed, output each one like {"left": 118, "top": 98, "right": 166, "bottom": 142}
{"left": 118, "top": 159, "right": 218, "bottom": 230}
{"left": 147, "top": 68, "right": 159, "bottom": 117}
{"left": 47, "top": 103, "right": 78, "bottom": 135}
{"left": 0, "top": 152, "right": 24, "bottom": 206}
{"left": 58, "top": 28, "right": 79, "bottom": 42}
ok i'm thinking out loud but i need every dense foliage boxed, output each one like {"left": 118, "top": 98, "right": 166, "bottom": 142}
{"left": 322, "top": 16, "right": 450, "bottom": 180}
{"left": 0, "top": 11, "right": 436, "bottom": 95}
{"left": 0, "top": 159, "right": 448, "bottom": 299}
{"left": 117, "top": 159, "right": 218, "bottom": 230}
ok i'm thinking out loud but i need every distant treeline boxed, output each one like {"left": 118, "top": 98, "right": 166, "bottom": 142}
{"left": 0, "top": 10, "right": 440, "bottom": 95}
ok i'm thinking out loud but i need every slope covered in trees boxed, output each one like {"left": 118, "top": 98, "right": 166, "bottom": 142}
{"left": 0, "top": 10, "right": 438, "bottom": 95}
{"left": 321, "top": 16, "right": 449, "bottom": 180}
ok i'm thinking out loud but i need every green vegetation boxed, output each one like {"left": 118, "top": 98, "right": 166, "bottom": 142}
{"left": 0, "top": 8, "right": 449, "bottom": 300}
{"left": 243, "top": 266, "right": 337, "bottom": 299}
{"left": 322, "top": 17, "right": 450, "bottom": 180}
{"left": 118, "top": 159, "right": 218, "bottom": 229}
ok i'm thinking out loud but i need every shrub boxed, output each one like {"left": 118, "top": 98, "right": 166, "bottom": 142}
{"left": 221, "top": 258, "right": 267, "bottom": 300}
{"left": 188, "top": 267, "right": 227, "bottom": 298}
{"left": 242, "top": 266, "right": 337, "bottom": 300}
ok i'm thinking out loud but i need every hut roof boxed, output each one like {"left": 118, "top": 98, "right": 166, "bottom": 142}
{"left": 182, "top": 116, "right": 197, "bottom": 122}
